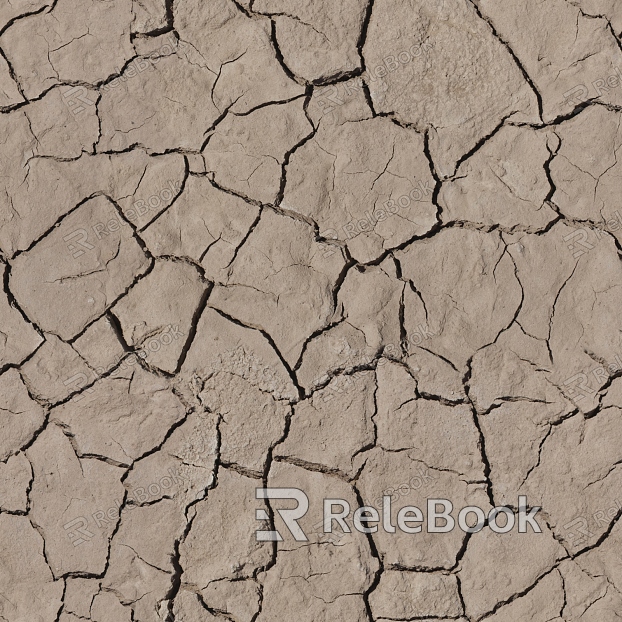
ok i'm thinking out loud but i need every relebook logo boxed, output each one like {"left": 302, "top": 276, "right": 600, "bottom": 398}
{"left": 255, "top": 488, "right": 543, "bottom": 542}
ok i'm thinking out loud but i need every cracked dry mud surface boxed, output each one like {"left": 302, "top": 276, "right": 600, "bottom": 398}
{"left": 2, "top": 0, "right": 622, "bottom": 620}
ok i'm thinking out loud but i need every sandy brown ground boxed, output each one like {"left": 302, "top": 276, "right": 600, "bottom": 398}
{"left": 1, "top": 0, "right": 622, "bottom": 620}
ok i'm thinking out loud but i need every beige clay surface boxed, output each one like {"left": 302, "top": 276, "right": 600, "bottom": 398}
{"left": 1, "top": 0, "right": 622, "bottom": 620}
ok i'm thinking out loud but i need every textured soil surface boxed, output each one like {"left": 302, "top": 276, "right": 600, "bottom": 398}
{"left": 2, "top": 0, "right": 622, "bottom": 620}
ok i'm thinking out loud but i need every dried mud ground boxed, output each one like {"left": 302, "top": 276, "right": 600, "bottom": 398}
{"left": 2, "top": 0, "right": 622, "bottom": 620}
